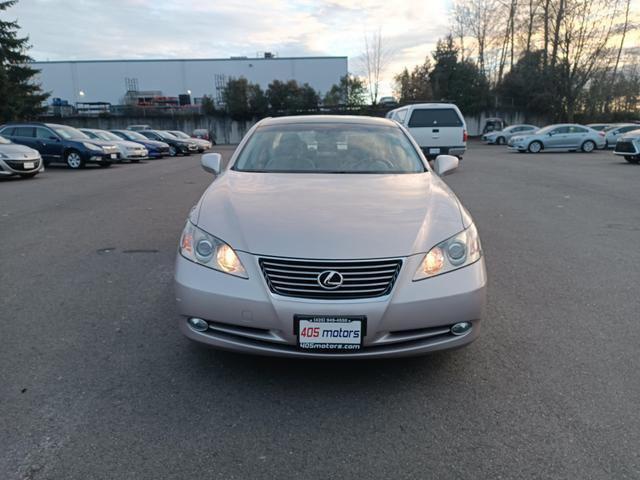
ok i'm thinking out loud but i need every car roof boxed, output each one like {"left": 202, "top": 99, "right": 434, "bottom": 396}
{"left": 257, "top": 115, "right": 397, "bottom": 128}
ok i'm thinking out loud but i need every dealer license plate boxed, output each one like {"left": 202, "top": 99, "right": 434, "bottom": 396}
{"left": 295, "top": 316, "right": 365, "bottom": 352}
{"left": 23, "top": 162, "right": 35, "bottom": 169}
{"left": 110, "top": 154, "right": 117, "bottom": 159}
{"left": 429, "top": 148, "right": 441, "bottom": 154}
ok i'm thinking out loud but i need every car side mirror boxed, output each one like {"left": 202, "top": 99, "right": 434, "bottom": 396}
{"left": 547, "top": 132, "right": 553, "bottom": 136}
{"left": 201, "top": 152, "right": 222, "bottom": 175}
{"left": 434, "top": 154, "right": 459, "bottom": 176}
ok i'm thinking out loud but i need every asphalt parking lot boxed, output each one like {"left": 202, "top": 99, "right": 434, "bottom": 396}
{"left": 1, "top": 143, "right": 639, "bottom": 479}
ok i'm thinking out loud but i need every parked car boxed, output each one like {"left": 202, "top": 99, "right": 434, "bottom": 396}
{"left": 482, "top": 124, "right": 538, "bottom": 145}
{"left": 110, "top": 130, "right": 171, "bottom": 158}
{"left": 175, "top": 115, "right": 486, "bottom": 358}
{"left": 386, "top": 103, "right": 467, "bottom": 160}
{"left": 0, "top": 123, "right": 119, "bottom": 169}
{"left": 138, "top": 130, "right": 198, "bottom": 156}
{"left": 603, "top": 124, "right": 640, "bottom": 148}
{"left": 378, "top": 96, "right": 398, "bottom": 107}
{"left": 586, "top": 123, "right": 612, "bottom": 132}
{"left": 0, "top": 134, "right": 44, "bottom": 179}
{"left": 168, "top": 130, "right": 212, "bottom": 153}
{"left": 481, "top": 117, "right": 505, "bottom": 134}
{"left": 192, "top": 128, "right": 216, "bottom": 144}
{"left": 613, "top": 129, "right": 640, "bottom": 164}
{"left": 508, "top": 124, "right": 606, "bottom": 153}
{"left": 127, "top": 124, "right": 152, "bottom": 131}
{"left": 80, "top": 128, "right": 148, "bottom": 162}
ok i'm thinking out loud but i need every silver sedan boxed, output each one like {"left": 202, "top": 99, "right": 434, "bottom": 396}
{"left": 174, "top": 116, "right": 487, "bottom": 358}
{"left": 603, "top": 124, "right": 640, "bottom": 148}
{"left": 482, "top": 124, "right": 538, "bottom": 145}
{"left": 509, "top": 124, "right": 606, "bottom": 153}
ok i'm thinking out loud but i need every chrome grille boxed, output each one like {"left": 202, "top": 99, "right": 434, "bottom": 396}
{"left": 259, "top": 257, "right": 403, "bottom": 300}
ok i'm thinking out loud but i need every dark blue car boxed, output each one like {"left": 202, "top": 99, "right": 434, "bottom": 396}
{"left": 110, "top": 130, "right": 171, "bottom": 158}
{"left": 0, "top": 122, "right": 119, "bottom": 169}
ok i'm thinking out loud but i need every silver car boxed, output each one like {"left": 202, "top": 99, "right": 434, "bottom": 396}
{"left": 603, "top": 124, "right": 640, "bottom": 148}
{"left": 509, "top": 123, "right": 606, "bottom": 153}
{"left": 482, "top": 124, "right": 538, "bottom": 145}
{"left": 0, "top": 135, "right": 43, "bottom": 178}
{"left": 168, "top": 130, "right": 212, "bottom": 153}
{"left": 80, "top": 128, "right": 148, "bottom": 162}
{"left": 174, "top": 116, "right": 487, "bottom": 358}
{"left": 613, "top": 128, "right": 640, "bottom": 164}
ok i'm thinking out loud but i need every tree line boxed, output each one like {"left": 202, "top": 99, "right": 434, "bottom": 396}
{"left": 0, "top": 0, "right": 48, "bottom": 124}
{"left": 204, "top": 74, "right": 368, "bottom": 121}
{"left": 396, "top": 0, "right": 638, "bottom": 122}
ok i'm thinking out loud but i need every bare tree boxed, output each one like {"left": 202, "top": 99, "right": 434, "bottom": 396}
{"left": 451, "top": 0, "right": 471, "bottom": 61}
{"left": 359, "top": 30, "right": 394, "bottom": 105}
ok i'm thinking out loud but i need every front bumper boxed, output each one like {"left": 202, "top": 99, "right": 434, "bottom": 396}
{"left": 0, "top": 156, "right": 44, "bottom": 176}
{"left": 614, "top": 140, "right": 639, "bottom": 157}
{"left": 122, "top": 150, "right": 148, "bottom": 160}
{"left": 420, "top": 146, "right": 466, "bottom": 159}
{"left": 174, "top": 252, "right": 487, "bottom": 358}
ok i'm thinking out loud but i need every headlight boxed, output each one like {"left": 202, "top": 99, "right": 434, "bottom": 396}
{"left": 179, "top": 221, "right": 247, "bottom": 278}
{"left": 413, "top": 224, "right": 482, "bottom": 280}
{"left": 83, "top": 142, "right": 103, "bottom": 152}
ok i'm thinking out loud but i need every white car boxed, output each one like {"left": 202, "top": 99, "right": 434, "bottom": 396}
{"left": 482, "top": 125, "right": 538, "bottom": 145}
{"left": 613, "top": 129, "right": 640, "bottom": 164}
{"left": 386, "top": 103, "right": 467, "bottom": 160}
{"left": 80, "top": 129, "right": 148, "bottom": 162}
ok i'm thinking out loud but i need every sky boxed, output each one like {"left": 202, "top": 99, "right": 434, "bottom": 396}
{"left": 8, "top": 0, "right": 454, "bottom": 96}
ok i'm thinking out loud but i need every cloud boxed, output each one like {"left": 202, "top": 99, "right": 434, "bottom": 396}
{"left": 10, "top": 0, "right": 454, "bottom": 95}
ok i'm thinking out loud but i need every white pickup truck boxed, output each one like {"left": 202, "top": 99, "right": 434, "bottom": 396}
{"left": 386, "top": 103, "right": 467, "bottom": 160}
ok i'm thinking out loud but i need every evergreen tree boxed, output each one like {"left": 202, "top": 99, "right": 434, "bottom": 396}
{"left": 0, "top": 0, "right": 48, "bottom": 123}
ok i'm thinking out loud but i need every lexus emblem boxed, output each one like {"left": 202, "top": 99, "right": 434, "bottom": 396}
{"left": 317, "top": 270, "right": 343, "bottom": 290}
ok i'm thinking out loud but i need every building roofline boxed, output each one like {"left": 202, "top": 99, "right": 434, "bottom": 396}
{"left": 30, "top": 56, "right": 349, "bottom": 65}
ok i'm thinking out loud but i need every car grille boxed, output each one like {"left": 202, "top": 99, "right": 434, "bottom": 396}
{"left": 5, "top": 159, "right": 40, "bottom": 171}
{"left": 259, "top": 257, "right": 403, "bottom": 300}
{"left": 615, "top": 141, "right": 636, "bottom": 153}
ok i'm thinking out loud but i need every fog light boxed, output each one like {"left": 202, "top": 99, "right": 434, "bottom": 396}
{"left": 450, "top": 322, "right": 472, "bottom": 336}
{"left": 188, "top": 317, "right": 209, "bottom": 332}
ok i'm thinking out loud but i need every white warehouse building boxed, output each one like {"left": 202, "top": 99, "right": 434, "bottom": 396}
{"left": 31, "top": 56, "right": 348, "bottom": 106}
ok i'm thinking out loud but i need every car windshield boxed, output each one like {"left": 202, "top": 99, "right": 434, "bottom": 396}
{"left": 233, "top": 123, "right": 426, "bottom": 174}
{"left": 171, "top": 131, "right": 190, "bottom": 139}
{"left": 119, "top": 131, "right": 147, "bottom": 141}
{"left": 0, "top": 135, "right": 11, "bottom": 144}
{"left": 159, "top": 131, "right": 177, "bottom": 139}
{"left": 94, "top": 131, "right": 121, "bottom": 141}
{"left": 52, "top": 125, "right": 90, "bottom": 140}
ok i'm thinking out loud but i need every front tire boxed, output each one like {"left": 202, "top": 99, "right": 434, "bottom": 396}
{"left": 169, "top": 146, "right": 178, "bottom": 157}
{"left": 581, "top": 140, "right": 596, "bottom": 153}
{"left": 65, "top": 150, "right": 84, "bottom": 169}
{"left": 496, "top": 136, "right": 506, "bottom": 145}
{"left": 625, "top": 155, "right": 639, "bottom": 164}
{"left": 528, "top": 141, "right": 543, "bottom": 153}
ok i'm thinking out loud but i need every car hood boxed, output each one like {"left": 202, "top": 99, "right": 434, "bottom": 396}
{"left": 0, "top": 143, "right": 39, "bottom": 156}
{"left": 620, "top": 130, "right": 640, "bottom": 140}
{"left": 79, "top": 139, "right": 116, "bottom": 147}
{"left": 118, "top": 140, "right": 146, "bottom": 149}
{"left": 142, "top": 140, "right": 169, "bottom": 148}
{"left": 195, "top": 171, "right": 465, "bottom": 259}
